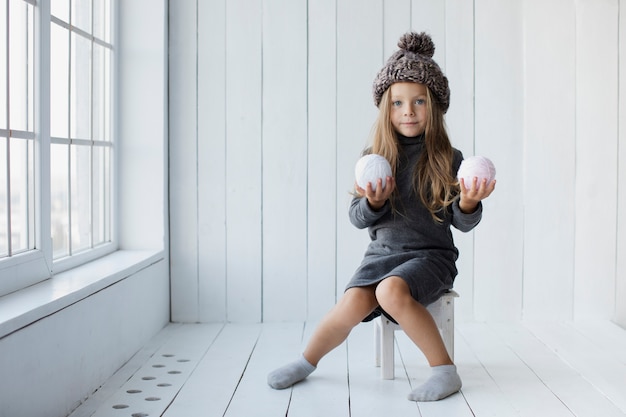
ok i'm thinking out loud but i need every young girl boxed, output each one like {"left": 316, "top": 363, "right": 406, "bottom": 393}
{"left": 268, "top": 31, "right": 495, "bottom": 402}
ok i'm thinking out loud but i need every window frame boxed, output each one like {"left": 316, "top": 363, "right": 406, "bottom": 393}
{"left": 0, "top": 0, "right": 117, "bottom": 297}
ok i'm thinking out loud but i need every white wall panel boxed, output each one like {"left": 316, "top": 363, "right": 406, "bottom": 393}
{"left": 474, "top": 0, "right": 524, "bottom": 321}
{"left": 169, "top": 0, "right": 199, "bottom": 322}
{"left": 224, "top": 0, "right": 264, "bottom": 322}
{"left": 574, "top": 0, "right": 619, "bottom": 319}
{"left": 335, "top": 0, "right": 383, "bottom": 294}
{"left": 117, "top": 0, "right": 168, "bottom": 253}
{"left": 411, "top": 0, "right": 446, "bottom": 68}
{"left": 307, "top": 0, "right": 338, "bottom": 320}
{"left": 617, "top": 0, "right": 626, "bottom": 328}
{"left": 444, "top": 0, "right": 475, "bottom": 322}
{"left": 384, "top": 0, "right": 411, "bottom": 57}
{"left": 261, "top": 0, "right": 308, "bottom": 321}
{"left": 522, "top": 0, "right": 576, "bottom": 320}
{"left": 168, "top": 0, "right": 626, "bottom": 325}
{"left": 0, "top": 261, "right": 169, "bottom": 417}
{"left": 197, "top": 0, "right": 227, "bottom": 322}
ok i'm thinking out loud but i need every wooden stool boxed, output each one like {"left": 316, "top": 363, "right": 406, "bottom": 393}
{"left": 374, "top": 290, "right": 459, "bottom": 379}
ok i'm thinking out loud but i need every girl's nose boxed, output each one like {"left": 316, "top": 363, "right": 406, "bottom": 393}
{"left": 404, "top": 105, "right": 415, "bottom": 116}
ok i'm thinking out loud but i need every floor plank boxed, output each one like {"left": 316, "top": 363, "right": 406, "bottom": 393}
{"left": 78, "top": 323, "right": 224, "bottom": 417}
{"left": 454, "top": 327, "right": 519, "bottom": 417}
{"left": 525, "top": 321, "right": 626, "bottom": 414}
{"left": 394, "top": 327, "right": 474, "bottom": 417}
{"left": 347, "top": 322, "right": 421, "bottom": 416}
{"left": 224, "top": 322, "right": 304, "bottom": 417}
{"left": 490, "top": 321, "right": 625, "bottom": 417}
{"left": 68, "top": 323, "right": 185, "bottom": 417}
{"left": 287, "top": 320, "right": 351, "bottom": 416}
{"left": 69, "top": 320, "right": 626, "bottom": 417}
{"left": 568, "top": 320, "right": 626, "bottom": 364}
{"left": 162, "top": 323, "right": 261, "bottom": 417}
{"left": 458, "top": 322, "right": 575, "bottom": 417}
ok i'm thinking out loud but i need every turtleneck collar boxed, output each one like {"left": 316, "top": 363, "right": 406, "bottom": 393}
{"left": 396, "top": 132, "right": 425, "bottom": 146}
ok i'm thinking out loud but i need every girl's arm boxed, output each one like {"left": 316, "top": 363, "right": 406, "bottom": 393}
{"left": 349, "top": 177, "right": 395, "bottom": 229}
{"left": 451, "top": 148, "right": 495, "bottom": 214}
{"left": 355, "top": 176, "right": 395, "bottom": 210}
{"left": 459, "top": 177, "right": 496, "bottom": 213}
{"left": 451, "top": 177, "right": 496, "bottom": 232}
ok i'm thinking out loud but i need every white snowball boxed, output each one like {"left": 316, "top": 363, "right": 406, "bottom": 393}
{"left": 355, "top": 154, "right": 392, "bottom": 191}
{"left": 457, "top": 156, "right": 496, "bottom": 190}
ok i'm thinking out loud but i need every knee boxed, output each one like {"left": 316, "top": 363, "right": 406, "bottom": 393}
{"left": 335, "top": 287, "right": 378, "bottom": 324}
{"left": 375, "top": 277, "right": 412, "bottom": 315}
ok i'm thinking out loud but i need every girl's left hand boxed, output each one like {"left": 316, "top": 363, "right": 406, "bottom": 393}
{"left": 355, "top": 176, "right": 395, "bottom": 210}
{"left": 459, "top": 177, "right": 496, "bottom": 214}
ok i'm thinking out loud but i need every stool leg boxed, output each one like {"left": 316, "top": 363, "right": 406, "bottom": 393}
{"left": 427, "top": 293, "right": 456, "bottom": 361}
{"left": 375, "top": 319, "right": 381, "bottom": 367}
{"left": 374, "top": 292, "right": 458, "bottom": 379}
{"left": 441, "top": 296, "right": 455, "bottom": 361}
{"left": 381, "top": 318, "right": 395, "bottom": 380}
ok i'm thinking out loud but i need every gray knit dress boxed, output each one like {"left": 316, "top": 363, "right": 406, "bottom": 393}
{"left": 346, "top": 133, "right": 482, "bottom": 321}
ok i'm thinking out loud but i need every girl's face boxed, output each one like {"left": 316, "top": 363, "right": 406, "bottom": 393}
{"left": 389, "top": 82, "right": 428, "bottom": 137}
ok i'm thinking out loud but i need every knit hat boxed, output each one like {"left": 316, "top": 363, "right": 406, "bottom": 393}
{"left": 372, "top": 32, "right": 450, "bottom": 113}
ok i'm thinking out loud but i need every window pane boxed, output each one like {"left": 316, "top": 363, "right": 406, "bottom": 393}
{"left": 50, "top": 23, "right": 69, "bottom": 138}
{"left": 70, "top": 143, "right": 90, "bottom": 253}
{"left": 92, "top": 145, "right": 109, "bottom": 245}
{"left": 0, "top": 137, "right": 7, "bottom": 257}
{"left": 0, "top": 0, "right": 7, "bottom": 129}
{"left": 26, "top": 3, "right": 33, "bottom": 131}
{"left": 9, "top": 137, "right": 34, "bottom": 253}
{"left": 51, "top": 143, "right": 69, "bottom": 258}
{"left": 72, "top": 0, "right": 91, "bottom": 34}
{"left": 92, "top": 44, "right": 110, "bottom": 142}
{"left": 103, "top": 47, "right": 111, "bottom": 142}
{"left": 8, "top": 0, "right": 34, "bottom": 132}
{"left": 51, "top": 0, "right": 69, "bottom": 23}
{"left": 93, "top": 0, "right": 110, "bottom": 42}
{"left": 70, "top": 32, "right": 91, "bottom": 140}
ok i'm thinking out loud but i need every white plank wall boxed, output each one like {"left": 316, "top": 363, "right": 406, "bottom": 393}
{"left": 473, "top": 0, "right": 525, "bottom": 321}
{"left": 169, "top": 0, "right": 199, "bottom": 322}
{"left": 197, "top": 0, "right": 227, "bottom": 321}
{"left": 444, "top": 0, "right": 476, "bottom": 321}
{"left": 522, "top": 0, "right": 577, "bottom": 320}
{"left": 307, "top": 0, "right": 338, "bottom": 319}
{"left": 334, "top": 0, "right": 382, "bottom": 295}
{"left": 261, "top": 0, "right": 308, "bottom": 321}
{"left": 573, "top": 0, "right": 619, "bottom": 320}
{"left": 618, "top": 1, "right": 626, "bottom": 326}
{"left": 168, "top": 0, "right": 626, "bottom": 327}
{"left": 224, "top": 0, "right": 264, "bottom": 322}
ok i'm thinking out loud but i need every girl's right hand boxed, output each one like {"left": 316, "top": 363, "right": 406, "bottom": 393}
{"left": 355, "top": 177, "right": 395, "bottom": 210}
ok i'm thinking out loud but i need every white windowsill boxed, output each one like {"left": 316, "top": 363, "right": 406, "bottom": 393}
{"left": 0, "top": 249, "right": 165, "bottom": 339}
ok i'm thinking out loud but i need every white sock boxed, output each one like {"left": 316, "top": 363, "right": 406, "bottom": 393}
{"left": 407, "top": 364, "right": 462, "bottom": 401}
{"left": 267, "top": 355, "right": 316, "bottom": 390}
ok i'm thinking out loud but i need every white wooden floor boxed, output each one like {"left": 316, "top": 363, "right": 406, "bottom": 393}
{"left": 69, "top": 320, "right": 626, "bottom": 417}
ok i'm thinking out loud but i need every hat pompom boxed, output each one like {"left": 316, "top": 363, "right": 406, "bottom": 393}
{"left": 397, "top": 32, "right": 435, "bottom": 58}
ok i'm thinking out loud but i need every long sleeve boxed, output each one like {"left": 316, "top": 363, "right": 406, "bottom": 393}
{"left": 349, "top": 196, "right": 391, "bottom": 229}
{"left": 449, "top": 149, "right": 483, "bottom": 232}
{"left": 450, "top": 199, "right": 482, "bottom": 232}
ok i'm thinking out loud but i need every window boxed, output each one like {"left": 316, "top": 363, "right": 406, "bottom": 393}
{"left": 50, "top": 0, "right": 112, "bottom": 260}
{"left": 0, "top": 0, "right": 115, "bottom": 296}
{"left": 1, "top": 0, "right": 36, "bottom": 259}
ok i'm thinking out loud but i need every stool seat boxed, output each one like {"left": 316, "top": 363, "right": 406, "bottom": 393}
{"left": 374, "top": 290, "right": 458, "bottom": 379}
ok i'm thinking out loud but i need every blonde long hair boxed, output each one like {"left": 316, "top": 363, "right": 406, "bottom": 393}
{"left": 369, "top": 85, "right": 458, "bottom": 222}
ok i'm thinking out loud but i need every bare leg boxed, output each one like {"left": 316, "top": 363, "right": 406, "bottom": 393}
{"left": 303, "top": 286, "right": 379, "bottom": 366}
{"left": 376, "top": 277, "right": 461, "bottom": 401}
{"left": 267, "top": 286, "right": 378, "bottom": 389}
{"left": 376, "top": 277, "right": 451, "bottom": 366}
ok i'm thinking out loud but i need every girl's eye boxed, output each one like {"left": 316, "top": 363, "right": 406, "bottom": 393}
{"left": 416, "top": 99, "right": 425, "bottom": 105}
{"left": 392, "top": 100, "right": 402, "bottom": 107}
